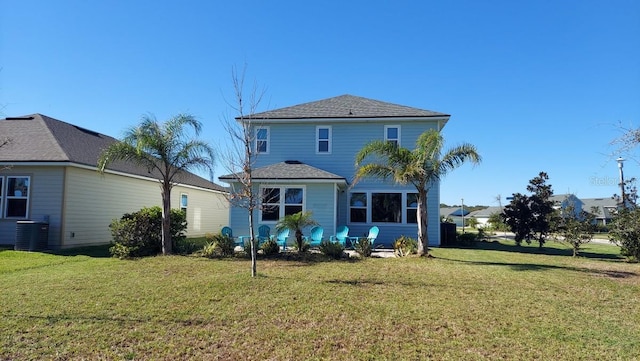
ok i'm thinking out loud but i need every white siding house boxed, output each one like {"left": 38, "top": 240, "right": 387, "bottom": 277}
{"left": 0, "top": 114, "right": 228, "bottom": 249}
{"left": 220, "top": 95, "right": 449, "bottom": 247}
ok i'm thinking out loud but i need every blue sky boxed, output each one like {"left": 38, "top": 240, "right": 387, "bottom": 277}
{"left": 2, "top": 0, "right": 639, "bottom": 206}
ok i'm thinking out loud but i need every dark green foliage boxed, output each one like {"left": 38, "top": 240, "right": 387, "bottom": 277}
{"left": 260, "top": 239, "right": 280, "bottom": 256}
{"left": 318, "top": 240, "right": 345, "bottom": 259}
{"left": 393, "top": 235, "right": 418, "bottom": 257}
{"left": 609, "top": 207, "right": 640, "bottom": 262}
{"left": 502, "top": 172, "right": 554, "bottom": 247}
{"left": 108, "top": 206, "right": 187, "bottom": 259}
{"left": 456, "top": 232, "right": 477, "bottom": 247}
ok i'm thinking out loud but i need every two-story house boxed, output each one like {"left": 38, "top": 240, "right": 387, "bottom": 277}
{"left": 219, "top": 95, "right": 450, "bottom": 247}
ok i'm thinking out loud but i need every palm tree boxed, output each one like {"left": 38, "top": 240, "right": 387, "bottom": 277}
{"left": 98, "top": 114, "right": 215, "bottom": 255}
{"left": 354, "top": 129, "right": 481, "bottom": 257}
{"left": 275, "top": 211, "right": 318, "bottom": 252}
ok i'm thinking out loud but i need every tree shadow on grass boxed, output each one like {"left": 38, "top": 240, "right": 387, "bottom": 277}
{"left": 48, "top": 245, "right": 112, "bottom": 258}
{"left": 439, "top": 257, "right": 638, "bottom": 279}
{"left": 451, "top": 239, "right": 624, "bottom": 262}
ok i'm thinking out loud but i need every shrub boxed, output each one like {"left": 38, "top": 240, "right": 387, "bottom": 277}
{"left": 393, "top": 235, "right": 417, "bottom": 257}
{"left": 456, "top": 232, "right": 477, "bottom": 247}
{"left": 108, "top": 206, "right": 187, "bottom": 259}
{"left": 609, "top": 208, "right": 640, "bottom": 262}
{"left": 318, "top": 240, "right": 345, "bottom": 259}
{"left": 353, "top": 237, "right": 373, "bottom": 257}
{"left": 201, "top": 242, "right": 218, "bottom": 259}
{"left": 260, "top": 239, "right": 280, "bottom": 256}
{"left": 294, "top": 241, "right": 311, "bottom": 253}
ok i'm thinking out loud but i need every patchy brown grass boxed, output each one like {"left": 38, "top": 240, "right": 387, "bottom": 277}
{"left": 0, "top": 241, "right": 638, "bottom": 360}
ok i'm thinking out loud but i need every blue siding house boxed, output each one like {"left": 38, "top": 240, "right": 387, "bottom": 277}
{"left": 219, "top": 95, "right": 450, "bottom": 247}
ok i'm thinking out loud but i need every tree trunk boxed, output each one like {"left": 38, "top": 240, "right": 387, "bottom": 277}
{"left": 248, "top": 209, "right": 257, "bottom": 277}
{"left": 416, "top": 188, "right": 430, "bottom": 257}
{"left": 161, "top": 185, "right": 172, "bottom": 255}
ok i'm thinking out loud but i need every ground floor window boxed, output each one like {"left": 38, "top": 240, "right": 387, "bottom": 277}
{"left": 1, "top": 176, "right": 30, "bottom": 219}
{"left": 180, "top": 193, "right": 188, "bottom": 217}
{"left": 349, "top": 191, "right": 418, "bottom": 224}
{"left": 260, "top": 186, "right": 305, "bottom": 222}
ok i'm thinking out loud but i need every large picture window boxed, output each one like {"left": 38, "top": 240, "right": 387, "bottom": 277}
{"left": 349, "top": 191, "right": 417, "bottom": 224}
{"left": 261, "top": 186, "right": 304, "bottom": 222}
{"left": 3, "top": 176, "right": 30, "bottom": 218}
{"left": 372, "top": 193, "right": 402, "bottom": 223}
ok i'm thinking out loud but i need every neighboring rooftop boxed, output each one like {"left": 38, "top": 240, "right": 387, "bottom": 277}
{"left": 242, "top": 94, "right": 450, "bottom": 120}
{"left": 0, "top": 114, "right": 226, "bottom": 192}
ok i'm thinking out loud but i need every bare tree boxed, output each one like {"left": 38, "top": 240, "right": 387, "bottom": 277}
{"left": 220, "top": 65, "right": 266, "bottom": 277}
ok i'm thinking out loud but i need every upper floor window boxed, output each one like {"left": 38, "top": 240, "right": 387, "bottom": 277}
{"left": 316, "top": 126, "right": 332, "bottom": 154}
{"left": 255, "top": 126, "right": 270, "bottom": 154}
{"left": 260, "top": 186, "right": 305, "bottom": 222}
{"left": 384, "top": 125, "right": 400, "bottom": 146}
{"left": 3, "top": 176, "right": 30, "bottom": 218}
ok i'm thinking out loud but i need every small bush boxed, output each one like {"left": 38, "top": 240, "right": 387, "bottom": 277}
{"left": 353, "top": 237, "right": 372, "bottom": 257}
{"left": 457, "top": 232, "right": 477, "bottom": 247}
{"left": 318, "top": 240, "right": 345, "bottom": 259}
{"left": 260, "top": 239, "right": 280, "bottom": 256}
{"left": 108, "top": 206, "right": 187, "bottom": 259}
{"left": 201, "top": 242, "right": 218, "bottom": 258}
{"left": 393, "top": 235, "right": 418, "bottom": 257}
{"left": 293, "top": 241, "right": 311, "bottom": 253}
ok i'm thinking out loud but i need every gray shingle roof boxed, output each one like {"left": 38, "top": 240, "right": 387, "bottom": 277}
{"left": 242, "top": 94, "right": 449, "bottom": 120}
{"left": 219, "top": 161, "right": 347, "bottom": 183}
{"left": 0, "top": 114, "right": 226, "bottom": 192}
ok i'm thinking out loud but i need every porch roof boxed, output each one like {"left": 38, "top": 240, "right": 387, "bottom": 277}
{"left": 219, "top": 161, "right": 347, "bottom": 185}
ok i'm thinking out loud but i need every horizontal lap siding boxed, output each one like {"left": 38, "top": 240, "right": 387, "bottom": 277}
{"left": 249, "top": 120, "right": 442, "bottom": 246}
{"left": 175, "top": 186, "right": 228, "bottom": 237}
{"left": 0, "top": 166, "right": 64, "bottom": 246}
{"left": 64, "top": 168, "right": 228, "bottom": 248}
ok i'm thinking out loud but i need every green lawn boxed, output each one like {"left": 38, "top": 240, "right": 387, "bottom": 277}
{"left": 1, "top": 240, "right": 638, "bottom": 360}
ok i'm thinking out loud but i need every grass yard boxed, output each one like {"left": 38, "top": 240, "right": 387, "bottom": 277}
{"left": 0, "top": 240, "right": 638, "bottom": 360}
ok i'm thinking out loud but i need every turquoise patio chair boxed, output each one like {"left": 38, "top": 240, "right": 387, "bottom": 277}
{"left": 366, "top": 226, "right": 380, "bottom": 248}
{"left": 257, "top": 225, "right": 271, "bottom": 246}
{"left": 303, "top": 226, "right": 324, "bottom": 248}
{"left": 271, "top": 228, "right": 290, "bottom": 251}
{"left": 330, "top": 225, "right": 349, "bottom": 247}
{"left": 222, "top": 226, "right": 243, "bottom": 248}
{"left": 238, "top": 225, "right": 271, "bottom": 247}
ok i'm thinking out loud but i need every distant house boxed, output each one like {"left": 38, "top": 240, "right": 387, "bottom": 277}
{"left": 0, "top": 114, "right": 229, "bottom": 249}
{"left": 439, "top": 207, "right": 471, "bottom": 227}
{"left": 550, "top": 194, "right": 617, "bottom": 226}
{"left": 468, "top": 206, "right": 503, "bottom": 228}
{"left": 220, "top": 95, "right": 450, "bottom": 247}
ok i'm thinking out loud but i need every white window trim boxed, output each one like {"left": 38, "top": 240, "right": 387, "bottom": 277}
{"left": 259, "top": 185, "right": 306, "bottom": 223}
{"left": 348, "top": 190, "right": 417, "bottom": 225}
{"left": 3, "top": 175, "right": 31, "bottom": 219}
{"left": 384, "top": 125, "right": 401, "bottom": 146}
{"left": 180, "top": 193, "right": 188, "bottom": 212}
{"left": 316, "top": 125, "right": 332, "bottom": 154}
{"left": 255, "top": 126, "right": 270, "bottom": 154}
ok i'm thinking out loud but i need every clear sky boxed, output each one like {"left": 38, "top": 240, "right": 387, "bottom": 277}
{"left": 2, "top": 0, "right": 639, "bottom": 206}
